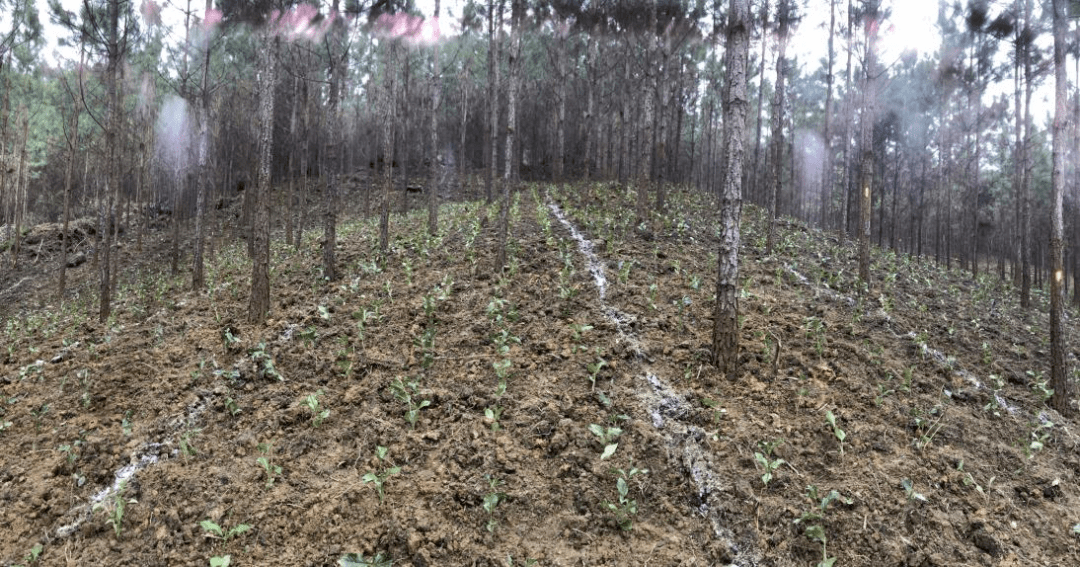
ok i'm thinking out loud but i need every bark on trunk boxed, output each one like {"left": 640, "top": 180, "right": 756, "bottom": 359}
{"left": 712, "top": 0, "right": 750, "bottom": 377}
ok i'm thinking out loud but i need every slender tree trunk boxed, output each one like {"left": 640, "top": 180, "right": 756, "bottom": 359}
{"left": 750, "top": 0, "right": 769, "bottom": 202}
{"left": 496, "top": 0, "right": 521, "bottom": 272}
{"left": 193, "top": 0, "right": 214, "bottom": 291}
{"left": 712, "top": 0, "right": 750, "bottom": 376}
{"left": 380, "top": 41, "right": 397, "bottom": 257}
{"left": 821, "top": 0, "right": 836, "bottom": 229}
{"left": 249, "top": 33, "right": 278, "bottom": 323}
{"left": 765, "top": 0, "right": 789, "bottom": 254}
{"left": 485, "top": 0, "right": 502, "bottom": 203}
{"left": 583, "top": 31, "right": 597, "bottom": 182}
{"left": 554, "top": 21, "right": 566, "bottom": 183}
{"left": 840, "top": 0, "right": 854, "bottom": 241}
{"left": 857, "top": 0, "right": 879, "bottom": 286}
{"left": 323, "top": 1, "right": 346, "bottom": 283}
{"left": 428, "top": 0, "right": 441, "bottom": 235}
{"left": 1049, "top": 0, "right": 1071, "bottom": 414}
{"left": 459, "top": 63, "right": 469, "bottom": 197}
{"left": 1021, "top": 0, "right": 1033, "bottom": 308}
{"left": 636, "top": 0, "right": 658, "bottom": 225}
{"left": 59, "top": 61, "right": 82, "bottom": 300}
{"left": 100, "top": 0, "right": 121, "bottom": 323}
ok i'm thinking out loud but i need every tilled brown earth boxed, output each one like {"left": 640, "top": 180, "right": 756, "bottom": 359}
{"left": 1, "top": 183, "right": 1079, "bottom": 566}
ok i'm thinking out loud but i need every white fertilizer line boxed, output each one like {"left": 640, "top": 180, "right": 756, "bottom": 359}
{"left": 548, "top": 199, "right": 761, "bottom": 566}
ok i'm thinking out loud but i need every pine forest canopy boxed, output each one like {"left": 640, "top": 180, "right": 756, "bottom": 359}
{"left": 0, "top": 0, "right": 1077, "bottom": 402}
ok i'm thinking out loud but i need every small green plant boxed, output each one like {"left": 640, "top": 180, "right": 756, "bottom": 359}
{"left": 911, "top": 406, "right": 945, "bottom": 451}
{"left": 1029, "top": 420, "right": 1054, "bottom": 455}
{"left": 874, "top": 384, "right": 895, "bottom": 406}
{"left": 15, "top": 543, "right": 43, "bottom": 566}
{"left": 484, "top": 405, "right": 504, "bottom": 431}
{"left": 30, "top": 404, "right": 49, "bottom": 432}
{"left": 754, "top": 439, "right": 785, "bottom": 487}
{"left": 586, "top": 357, "right": 608, "bottom": 391}
{"left": 250, "top": 343, "right": 283, "bottom": 381}
{"left": 199, "top": 519, "right": 253, "bottom": 543}
{"left": 483, "top": 476, "right": 507, "bottom": 532}
{"left": 389, "top": 378, "right": 431, "bottom": 429}
{"left": 617, "top": 260, "right": 634, "bottom": 284}
{"left": 646, "top": 282, "right": 659, "bottom": 310}
{"left": 299, "top": 326, "right": 319, "bottom": 348}
{"left": 222, "top": 328, "right": 241, "bottom": 350}
{"left": 901, "top": 478, "right": 927, "bottom": 503}
{"left": 589, "top": 424, "right": 622, "bottom": 460}
{"left": 794, "top": 486, "right": 852, "bottom": 567}
{"left": 824, "top": 410, "right": 846, "bottom": 455}
{"left": 1028, "top": 370, "right": 1054, "bottom": 403}
{"left": 363, "top": 446, "right": 401, "bottom": 503}
{"left": 225, "top": 397, "right": 241, "bottom": 416}
{"left": 179, "top": 428, "right": 200, "bottom": 460}
{"left": 209, "top": 556, "right": 232, "bottom": 567}
{"left": 304, "top": 390, "right": 331, "bottom": 428}
{"left": 604, "top": 464, "right": 648, "bottom": 531}
{"left": 94, "top": 480, "right": 136, "bottom": 538}
{"left": 256, "top": 442, "right": 282, "bottom": 489}
{"left": 570, "top": 322, "right": 593, "bottom": 353}
{"left": 338, "top": 552, "right": 392, "bottom": 567}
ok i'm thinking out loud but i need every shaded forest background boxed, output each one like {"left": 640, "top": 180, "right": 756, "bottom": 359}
{"left": 1, "top": 0, "right": 1079, "bottom": 339}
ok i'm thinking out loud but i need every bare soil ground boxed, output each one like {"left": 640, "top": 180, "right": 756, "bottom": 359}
{"left": 2, "top": 182, "right": 1079, "bottom": 567}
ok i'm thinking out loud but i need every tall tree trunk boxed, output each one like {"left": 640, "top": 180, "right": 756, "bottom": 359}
{"left": 428, "top": 0, "right": 441, "bottom": 235}
{"left": 712, "top": 0, "right": 750, "bottom": 376}
{"left": 840, "top": 0, "right": 854, "bottom": 241}
{"left": 485, "top": 0, "right": 502, "bottom": 203}
{"left": 193, "top": 0, "right": 215, "bottom": 291}
{"left": 496, "top": 0, "right": 521, "bottom": 272}
{"left": 655, "top": 24, "right": 670, "bottom": 213}
{"left": 821, "top": 0, "right": 836, "bottom": 229}
{"left": 749, "top": 0, "right": 769, "bottom": 202}
{"left": 100, "top": 0, "right": 121, "bottom": 323}
{"left": 554, "top": 21, "right": 566, "bottom": 183}
{"left": 1021, "top": 0, "right": 1033, "bottom": 309}
{"left": 583, "top": 30, "right": 597, "bottom": 182}
{"left": 765, "top": 0, "right": 789, "bottom": 254}
{"left": 380, "top": 41, "right": 398, "bottom": 257}
{"left": 636, "top": 0, "right": 658, "bottom": 225}
{"left": 249, "top": 33, "right": 277, "bottom": 323}
{"left": 59, "top": 57, "right": 82, "bottom": 300}
{"left": 1049, "top": 0, "right": 1071, "bottom": 414}
{"left": 324, "top": 1, "right": 346, "bottom": 283}
{"left": 857, "top": 0, "right": 879, "bottom": 286}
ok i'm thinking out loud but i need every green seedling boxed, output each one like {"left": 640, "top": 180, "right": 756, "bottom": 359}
{"left": 31, "top": 404, "right": 49, "bottom": 432}
{"left": 225, "top": 397, "right": 241, "bottom": 416}
{"left": 646, "top": 283, "right": 659, "bottom": 310}
{"left": 1029, "top": 420, "right": 1054, "bottom": 454}
{"left": 363, "top": 446, "right": 401, "bottom": 503}
{"left": 318, "top": 305, "right": 331, "bottom": 320}
{"left": 589, "top": 424, "right": 622, "bottom": 460}
{"left": 93, "top": 480, "right": 136, "bottom": 539}
{"left": 14, "top": 543, "right": 42, "bottom": 566}
{"left": 825, "top": 411, "right": 846, "bottom": 455}
{"left": 339, "top": 552, "right": 392, "bottom": 567}
{"left": 199, "top": 519, "right": 252, "bottom": 543}
{"left": 299, "top": 327, "right": 319, "bottom": 347}
{"left": 492, "top": 359, "right": 511, "bottom": 397}
{"left": 222, "top": 328, "right": 241, "bottom": 350}
{"left": 389, "top": 378, "right": 431, "bottom": 429}
{"left": 794, "top": 485, "right": 852, "bottom": 567}
{"left": 617, "top": 260, "right": 634, "bottom": 284}
{"left": 483, "top": 476, "right": 507, "bottom": 532}
{"left": 874, "top": 384, "right": 895, "bottom": 406}
{"left": 484, "top": 405, "right": 504, "bottom": 431}
{"left": 256, "top": 443, "right": 282, "bottom": 489}
{"left": 586, "top": 357, "right": 607, "bottom": 391}
{"left": 570, "top": 323, "right": 593, "bottom": 353}
{"left": 179, "top": 428, "right": 200, "bottom": 460}
{"left": 209, "top": 556, "right": 232, "bottom": 567}
{"left": 754, "top": 439, "right": 786, "bottom": 487}
{"left": 604, "top": 465, "right": 648, "bottom": 531}
{"left": 250, "top": 343, "right": 283, "bottom": 381}
{"left": 304, "top": 390, "right": 331, "bottom": 428}
{"left": 492, "top": 329, "right": 521, "bottom": 355}
{"left": 912, "top": 406, "right": 945, "bottom": 451}
{"left": 901, "top": 478, "right": 927, "bottom": 503}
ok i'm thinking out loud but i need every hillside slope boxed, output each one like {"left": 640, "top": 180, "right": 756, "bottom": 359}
{"left": 1, "top": 182, "right": 1078, "bottom": 566}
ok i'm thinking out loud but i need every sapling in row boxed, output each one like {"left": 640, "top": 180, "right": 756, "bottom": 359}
{"left": 754, "top": 439, "right": 785, "bottom": 487}
{"left": 482, "top": 476, "right": 507, "bottom": 532}
{"left": 256, "top": 443, "right": 282, "bottom": 489}
{"left": 589, "top": 424, "right": 621, "bottom": 460}
{"left": 389, "top": 378, "right": 431, "bottom": 429}
{"left": 794, "top": 485, "right": 852, "bottom": 567}
{"left": 604, "top": 464, "right": 648, "bottom": 531}
{"left": 304, "top": 390, "right": 330, "bottom": 428}
{"left": 363, "top": 446, "right": 401, "bottom": 503}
